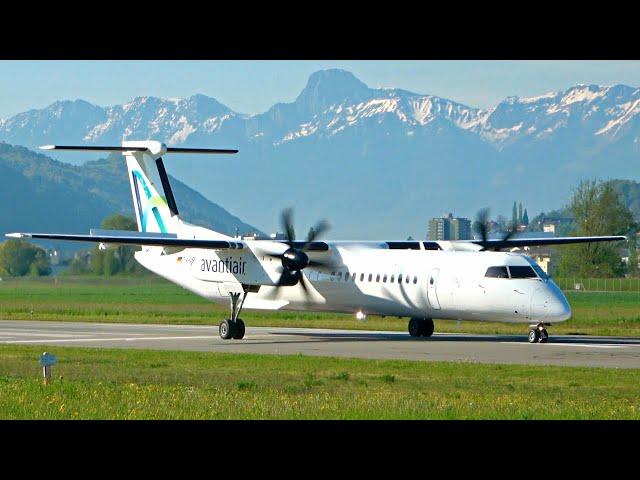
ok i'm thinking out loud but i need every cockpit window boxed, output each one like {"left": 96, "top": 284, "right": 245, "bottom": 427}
{"left": 508, "top": 266, "right": 537, "bottom": 279}
{"left": 485, "top": 266, "right": 509, "bottom": 278}
{"left": 524, "top": 257, "right": 549, "bottom": 280}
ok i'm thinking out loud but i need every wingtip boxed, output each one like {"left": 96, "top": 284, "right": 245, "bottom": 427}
{"left": 39, "top": 145, "right": 55, "bottom": 150}
{"left": 6, "top": 233, "right": 28, "bottom": 238}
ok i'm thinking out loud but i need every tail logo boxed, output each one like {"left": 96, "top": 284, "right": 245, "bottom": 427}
{"left": 132, "top": 170, "right": 168, "bottom": 233}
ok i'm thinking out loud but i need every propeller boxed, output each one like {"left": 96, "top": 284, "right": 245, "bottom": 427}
{"left": 474, "top": 208, "right": 519, "bottom": 251}
{"left": 265, "top": 208, "right": 333, "bottom": 300}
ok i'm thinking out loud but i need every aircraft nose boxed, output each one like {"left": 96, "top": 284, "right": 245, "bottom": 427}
{"left": 531, "top": 283, "right": 571, "bottom": 323}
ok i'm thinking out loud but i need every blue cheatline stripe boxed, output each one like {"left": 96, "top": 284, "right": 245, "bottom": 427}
{"left": 132, "top": 170, "right": 167, "bottom": 233}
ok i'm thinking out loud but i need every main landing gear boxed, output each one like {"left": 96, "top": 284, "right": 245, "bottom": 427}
{"left": 219, "top": 288, "right": 248, "bottom": 340}
{"left": 528, "top": 323, "right": 550, "bottom": 344}
{"left": 408, "top": 317, "right": 434, "bottom": 338}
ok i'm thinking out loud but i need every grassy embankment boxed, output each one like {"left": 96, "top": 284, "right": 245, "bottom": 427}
{"left": 1, "top": 344, "right": 639, "bottom": 419}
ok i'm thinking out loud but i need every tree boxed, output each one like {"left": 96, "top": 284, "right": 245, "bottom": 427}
{"left": 556, "top": 180, "right": 635, "bottom": 278}
{"left": 90, "top": 214, "right": 141, "bottom": 276}
{"left": 0, "top": 239, "right": 51, "bottom": 277}
{"left": 518, "top": 202, "right": 523, "bottom": 225}
{"left": 522, "top": 208, "right": 529, "bottom": 226}
{"left": 512, "top": 202, "right": 518, "bottom": 227}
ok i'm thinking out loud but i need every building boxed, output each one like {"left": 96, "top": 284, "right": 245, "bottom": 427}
{"left": 428, "top": 213, "right": 472, "bottom": 241}
{"left": 537, "top": 216, "right": 573, "bottom": 235}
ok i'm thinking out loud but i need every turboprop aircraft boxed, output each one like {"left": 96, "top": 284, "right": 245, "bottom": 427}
{"left": 7, "top": 141, "right": 627, "bottom": 343}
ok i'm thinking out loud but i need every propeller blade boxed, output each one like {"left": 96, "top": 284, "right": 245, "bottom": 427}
{"left": 307, "top": 219, "right": 330, "bottom": 243}
{"left": 308, "top": 258, "right": 338, "bottom": 269}
{"left": 475, "top": 208, "right": 490, "bottom": 251}
{"left": 502, "top": 221, "right": 518, "bottom": 243}
{"left": 298, "top": 271, "right": 311, "bottom": 300}
{"left": 280, "top": 208, "right": 296, "bottom": 245}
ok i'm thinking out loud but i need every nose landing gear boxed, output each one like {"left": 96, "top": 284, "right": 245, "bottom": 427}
{"left": 528, "top": 323, "right": 550, "bottom": 344}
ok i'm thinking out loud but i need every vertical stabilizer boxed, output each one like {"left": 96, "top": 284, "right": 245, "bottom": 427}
{"left": 123, "top": 140, "right": 180, "bottom": 234}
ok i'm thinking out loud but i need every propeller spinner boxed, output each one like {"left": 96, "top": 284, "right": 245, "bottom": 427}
{"left": 266, "top": 208, "right": 332, "bottom": 299}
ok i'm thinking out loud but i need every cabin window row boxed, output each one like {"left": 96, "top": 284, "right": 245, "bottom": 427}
{"left": 329, "top": 271, "right": 418, "bottom": 284}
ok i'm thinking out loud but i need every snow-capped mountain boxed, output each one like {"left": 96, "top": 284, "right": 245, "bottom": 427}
{"left": 0, "top": 69, "right": 638, "bottom": 238}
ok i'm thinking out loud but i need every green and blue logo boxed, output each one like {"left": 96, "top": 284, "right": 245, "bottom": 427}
{"left": 132, "top": 170, "right": 168, "bottom": 233}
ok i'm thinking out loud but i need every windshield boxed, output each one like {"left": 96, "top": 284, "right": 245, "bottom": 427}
{"left": 523, "top": 257, "right": 549, "bottom": 280}
{"left": 508, "top": 266, "right": 537, "bottom": 278}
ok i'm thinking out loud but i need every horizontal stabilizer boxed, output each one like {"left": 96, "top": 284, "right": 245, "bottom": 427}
{"left": 39, "top": 145, "right": 238, "bottom": 154}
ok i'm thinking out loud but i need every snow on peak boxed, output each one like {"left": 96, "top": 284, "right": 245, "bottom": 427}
{"left": 561, "top": 84, "right": 609, "bottom": 106}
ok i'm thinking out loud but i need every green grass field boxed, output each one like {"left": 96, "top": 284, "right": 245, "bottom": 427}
{"left": 1, "top": 344, "right": 639, "bottom": 419}
{"left": 0, "top": 275, "right": 638, "bottom": 336}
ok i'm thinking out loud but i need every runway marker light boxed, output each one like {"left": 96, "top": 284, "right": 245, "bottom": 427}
{"left": 40, "top": 352, "right": 57, "bottom": 385}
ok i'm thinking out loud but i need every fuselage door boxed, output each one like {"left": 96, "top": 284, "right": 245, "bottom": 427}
{"left": 427, "top": 268, "right": 441, "bottom": 310}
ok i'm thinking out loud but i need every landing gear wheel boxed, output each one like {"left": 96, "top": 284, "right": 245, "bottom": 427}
{"left": 539, "top": 328, "right": 549, "bottom": 343}
{"left": 420, "top": 318, "right": 434, "bottom": 337}
{"left": 219, "top": 319, "right": 234, "bottom": 340}
{"left": 232, "top": 318, "right": 245, "bottom": 339}
{"left": 408, "top": 318, "right": 422, "bottom": 337}
{"left": 528, "top": 329, "right": 540, "bottom": 344}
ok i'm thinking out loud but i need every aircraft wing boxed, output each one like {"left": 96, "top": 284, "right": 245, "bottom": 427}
{"left": 464, "top": 235, "right": 627, "bottom": 250}
{"left": 5, "top": 232, "right": 331, "bottom": 252}
{"left": 6, "top": 232, "right": 245, "bottom": 250}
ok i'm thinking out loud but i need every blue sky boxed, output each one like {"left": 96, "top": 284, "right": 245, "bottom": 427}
{"left": 0, "top": 60, "right": 639, "bottom": 118}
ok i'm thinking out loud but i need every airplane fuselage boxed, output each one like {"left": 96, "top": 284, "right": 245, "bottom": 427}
{"left": 135, "top": 242, "right": 572, "bottom": 325}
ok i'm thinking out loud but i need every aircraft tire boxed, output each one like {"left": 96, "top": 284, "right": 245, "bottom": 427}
{"left": 408, "top": 318, "right": 422, "bottom": 337}
{"left": 219, "top": 319, "right": 234, "bottom": 340}
{"left": 420, "top": 318, "right": 434, "bottom": 337}
{"left": 539, "top": 328, "right": 548, "bottom": 343}
{"left": 528, "top": 329, "right": 539, "bottom": 344}
{"left": 232, "top": 319, "right": 246, "bottom": 339}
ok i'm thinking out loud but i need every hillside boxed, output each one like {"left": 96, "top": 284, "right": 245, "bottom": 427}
{"left": 0, "top": 143, "right": 261, "bottom": 251}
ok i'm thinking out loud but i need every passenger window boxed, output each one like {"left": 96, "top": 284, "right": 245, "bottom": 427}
{"left": 337, "top": 272, "right": 342, "bottom": 281}
{"left": 413, "top": 276, "right": 417, "bottom": 284}
{"left": 376, "top": 274, "right": 380, "bottom": 282}
{"left": 368, "top": 274, "right": 373, "bottom": 282}
{"left": 405, "top": 275, "right": 410, "bottom": 284}
{"left": 485, "top": 266, "right": 509, "bottom": 278}
{"left": 330, "top": 271, "right": 335, "bottom": 281}
{"left": 360, "top": 273, "right": 364, "bottom": 282}
{"left": 509, "top": 266, "right": 537, "bottom": 278}
{"left": 390, "top": 274, "right": 395, "bottom": 283}
{"left": 352, "top": 273, "right": 356, "bottom": 281}
{"left": 345, "top": 272, "right": 350, "bottom": 282}
{"left": 383, "top": 274, "right": 387, "bottom": 283}
{"left": 398, "top": 274, "right": 403, "bottom": 283}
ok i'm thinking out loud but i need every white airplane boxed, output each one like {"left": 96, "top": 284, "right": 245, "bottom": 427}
{"left": 7, "top": 141, "right": 627, "bottom": 343}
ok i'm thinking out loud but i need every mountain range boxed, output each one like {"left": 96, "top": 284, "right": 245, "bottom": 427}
{"left": 1, "top": 69, "right": 638, "bottom": 238}
{"left": 0, "top": 143, "right": 259, "bottom": 252}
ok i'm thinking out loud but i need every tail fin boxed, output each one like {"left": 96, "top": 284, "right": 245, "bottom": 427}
{"left": 39, "top": 142, "right": 238, "bottom": 235}
{"left": 124, "top": 141, "right": 179, "bottom": 233}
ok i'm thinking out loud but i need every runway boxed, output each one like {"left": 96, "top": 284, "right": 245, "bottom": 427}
{"left": 1, "top": 320, "right": 640, "bottom": 368}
